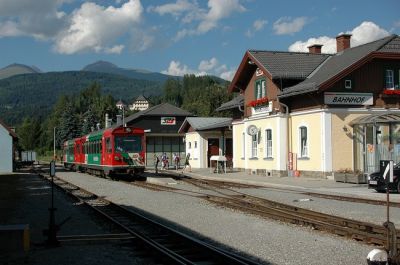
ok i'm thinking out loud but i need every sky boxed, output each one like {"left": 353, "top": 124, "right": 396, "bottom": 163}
{"left": 0, "top": 0, "right": 399, "bottom": 81}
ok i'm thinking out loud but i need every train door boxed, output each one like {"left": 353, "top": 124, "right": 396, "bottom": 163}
{"left": 103, "top": 136, "right": 113, "bottom": 165}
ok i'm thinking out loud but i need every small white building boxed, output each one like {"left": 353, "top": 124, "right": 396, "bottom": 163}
{"left": 178, "top": 117, "right": 232, "bottom": 169}
{"left": 0, "top": 119, "right": 17, "bottom": 173}
{"left": 116, "top": 99, "right": 127, "bottom": 110}
{"left": 129, "top": 95, "right": 149, "bottom": 111}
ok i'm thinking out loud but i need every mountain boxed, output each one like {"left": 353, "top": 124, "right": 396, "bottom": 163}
{"left": 0, "top": 63, "right": 41, "bottom": 79}
{"left": 0, "top": 71, "right": 163, "bottom": 125}
{"left": 82, "top": 60, "right": 176, "bottom": 82}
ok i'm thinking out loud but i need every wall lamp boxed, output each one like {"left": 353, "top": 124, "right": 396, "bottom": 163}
{"left": 342, "top": 125, "right": 348, "bottom": 132}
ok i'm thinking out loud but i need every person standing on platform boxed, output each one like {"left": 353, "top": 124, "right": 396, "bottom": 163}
{"left": 154, "top": 154, "right": 160, "bottom": 174}
{"left": 183, "top": 153, "right": 191, "bottom": 173}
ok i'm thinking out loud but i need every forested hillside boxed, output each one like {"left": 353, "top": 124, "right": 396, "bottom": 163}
{"left": 13, "top": 74, "right": 232, "bottom": 155}
{"left": 0, "top": 71, "right": 162, "bottom": 125}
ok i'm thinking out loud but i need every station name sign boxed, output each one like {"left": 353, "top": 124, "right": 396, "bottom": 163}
{"left": 324, "top": 92, "right": 373, "bottom": 105}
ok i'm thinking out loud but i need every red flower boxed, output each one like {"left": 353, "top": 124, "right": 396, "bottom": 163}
{"left": 383, "top": 89, "right": 400, "bottom": 95}
{"left": 248, "top": 97, "right": 268, "bottom": 107}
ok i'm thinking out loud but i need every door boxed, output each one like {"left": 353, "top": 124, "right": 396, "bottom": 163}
{"left": 207, "top": 138, "right": 219, "bottom": 167}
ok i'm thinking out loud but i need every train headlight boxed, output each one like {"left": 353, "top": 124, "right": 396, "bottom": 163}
{"left": 114, "top": 155, "right": 120, "bottom": 161}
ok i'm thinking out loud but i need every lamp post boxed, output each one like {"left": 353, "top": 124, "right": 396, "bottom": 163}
{"left": 53, "top": 127, "right": 56, "bottom": 161}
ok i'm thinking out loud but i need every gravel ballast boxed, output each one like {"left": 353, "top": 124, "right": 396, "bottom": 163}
{"left": 57, "top": 171, "right": 375, "bottom": 265}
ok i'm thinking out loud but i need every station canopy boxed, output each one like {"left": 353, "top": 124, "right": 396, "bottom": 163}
{"left": 349, "top": 113, "right": 400, "bottom": 126}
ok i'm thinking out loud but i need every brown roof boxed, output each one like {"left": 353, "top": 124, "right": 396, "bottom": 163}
{"left": 0, "top": 119, "right": 18, "bottom": 139}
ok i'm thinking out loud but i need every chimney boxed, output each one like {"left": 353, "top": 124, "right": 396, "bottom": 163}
{"left": 308, "top": 44, "right": 323, "bottom": 54}
{"left": 116, "top": 115, "right": 122, "bottom": 126}
{"left": 336, "top": 34, "right": 352, "bottom": 52}
{"left": 105, "top": 113, "right": 111, "bottom": 128}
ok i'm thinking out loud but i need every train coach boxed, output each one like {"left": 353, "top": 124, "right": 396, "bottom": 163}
{"left": 63, "top": 126, "right": 145, "bottom": 178}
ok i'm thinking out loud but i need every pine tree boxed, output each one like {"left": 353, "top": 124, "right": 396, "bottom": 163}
{"left": 57, "top": 102, "right": 79, "bottom": 147}
{"left": 81, "top": 107, "right": 97, "bottom": 135}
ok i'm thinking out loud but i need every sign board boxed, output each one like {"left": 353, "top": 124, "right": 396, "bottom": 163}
{"left": 380, "top": 160, "right": 394, "bottom": 183}
{"left": 50, "top": 161, "right": 56, "bottom": 177}
{"left": 161, "top": 117, "right": 176, "bottom": 125}
{"left": 324, "top": 92, "right": 373, "bottom": 105}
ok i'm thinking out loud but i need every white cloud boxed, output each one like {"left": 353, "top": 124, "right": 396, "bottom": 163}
{"left": 162, "top": 60, "right": 193, "bottom": 76}
{"left": 273, "top": 16, "right": 308, "bottom": 35}
{"left": 104, "top": 45, "right": 125, "bottom": 54}
{"left": 0, "top": 0, "right": 70, "bottom": 39}
{"left": 199, "top": 57, "right": 218, "bottom": 72}
{"left": 0, "top": 21, "right": 23, "bottom": 38}
{"left": 348, "top": 21, "right": 390, "bottom": 46}
{"left": 219, "top": 69, "right": 236, "bottom": 81}
{"left": 197, "top": 0, "right": 245, "bottom": 33}
{"left": 246, "top": 19, "right": 267, "bottom": 37}
{"left": 147, "top": 0, "right": 196, "bottom": 17}
{"left": 163, "top": 57, "right": 235, "bottom": 81}
{"left": 55, "top": 0, "right": 143, "bottom": 54}
{"left": 148, "top": 0, "right": 245, "bottom": 41}
{"left": 288, "top": 21, "right": 390, "bottom": 53}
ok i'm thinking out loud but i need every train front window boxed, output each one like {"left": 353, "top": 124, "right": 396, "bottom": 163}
{"left": 115, "top": 136, "right": 142, "bottom": 153}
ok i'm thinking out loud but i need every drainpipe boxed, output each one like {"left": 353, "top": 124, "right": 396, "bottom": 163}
{"left": 277, "top": 98, "right": 290, "bottom": 174}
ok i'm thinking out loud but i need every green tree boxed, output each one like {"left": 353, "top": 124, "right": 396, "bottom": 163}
{"left": 17, "top": 117, "right": 41, "bottom": 150}
{"left": 57, "top": 102, "right": 79, "bottom": 146}
{"left": 163, "top": 78, "right": 182, "bottom": 107}
{"left": 81, "top": 107, "right": 97, "bottom": 135}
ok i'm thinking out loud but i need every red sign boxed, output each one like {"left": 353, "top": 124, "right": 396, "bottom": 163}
{"left": 161, "top": 117, "right": 176, "bottom": 125}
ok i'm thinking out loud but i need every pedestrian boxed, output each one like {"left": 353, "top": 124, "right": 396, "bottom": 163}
{"left": 173, "top": 153, "right": 180, "bottom": 170}
{"left": 183, "top": 153, "right": 191, "bottom": 173}
{"left": 161, "top": 152, "right": 168, "bottom": 170}
{"left": 154, "top": 154, "right": 160, "bottom": 174}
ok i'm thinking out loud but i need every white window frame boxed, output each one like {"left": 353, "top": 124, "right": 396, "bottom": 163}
{"left": 255, "top": 79, "right": 266, "bottom": 100}
{"left": 265, "top": 129, "right": 272, "bottom": 158}
{"left": 251, "top": 134, "right": 258, "bottom": 158}
{"left": 385, "top": 69, "right": 394, "bottom": 89}
{"left": 299, "top": 126, "right": 309, "bottom": 158}
{"left": 345, "top": 79, "right": 352, "bottom": 89}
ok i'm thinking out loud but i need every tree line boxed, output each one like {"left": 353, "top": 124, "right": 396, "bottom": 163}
{"left": 16, "top": 74, "right": 232, "bottom": 155}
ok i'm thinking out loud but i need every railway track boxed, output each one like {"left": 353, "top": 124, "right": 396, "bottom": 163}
{"left": 157, "top": 170, "right": 400, "bottom": 208}
{"left": 34, "top": 166, "right": 261, "bottom": 265}
{"left": 128, "top": 176, "right": 400, "bottom": 256}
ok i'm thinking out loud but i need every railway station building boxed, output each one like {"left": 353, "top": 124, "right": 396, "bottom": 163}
{"left": 0, "top": 119, "right": 18, "bottom": 173}
{"left": 124, "top": 103, "right": 195, "bottom": 167}
{"left": 178, "top": 117, "right": 233, "bottom": 169}
{"left": 225, "top": 34, "right": 400, "bottom": 179}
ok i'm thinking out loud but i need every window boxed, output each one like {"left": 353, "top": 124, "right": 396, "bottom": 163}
{"left": 194, "top": 141, "right": 197, "bottom": 148}
{"left": 106, "top": 137, "right": 112, "bottom": 153}
{"left": 188, "top": 142, "right": 191, "bottom": 149}
{"left": 345, "top": 79, "right": 352, "bottom": 89}
{"left": 299, "top": 126, "right": 308, "bottom": 158}
{"left": 115, "top": 136, "right": 142, "bottom": 153}
{"left": 255, "top": 79, "right": 266, "bottom": 99}
{"left": 265, "top": 129, "right": 272, "bottom": 158}
{"left": 385, "top": 69, "right": 394, "bottom": 89}
{"left": 251, "top": 134, "right": 257, "bottom": 158}
{"left": 242, "top": 132, "right": 245, "bottom": 158}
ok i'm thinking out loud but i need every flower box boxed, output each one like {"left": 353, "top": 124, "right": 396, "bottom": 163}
{"left": 249, "top": 100, "right": 272, "bottom": 115}
{"left": 383, "top": 89, "right": 400, "bottom": 95}
{"left": 334, "top": 172, "right": 366, "bottom": 184}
